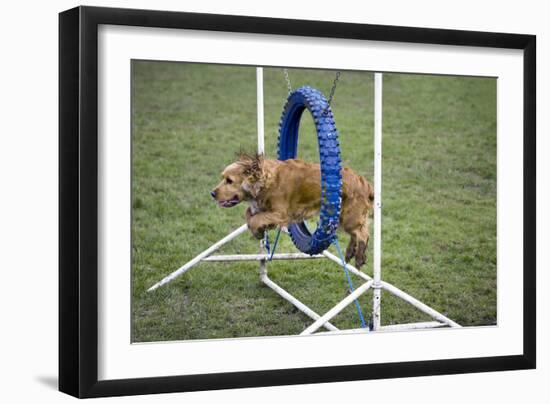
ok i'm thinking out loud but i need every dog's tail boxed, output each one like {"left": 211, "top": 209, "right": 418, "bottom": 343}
{"left": 368, "top": 183, "right": 374, "bottom": 202}
{"left": 357, "top": 175, "right": 375, "bottom": 206}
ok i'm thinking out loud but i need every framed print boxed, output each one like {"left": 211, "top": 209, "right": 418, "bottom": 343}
{"left": 59, "top": 5, "right": 536, "bottom": 398}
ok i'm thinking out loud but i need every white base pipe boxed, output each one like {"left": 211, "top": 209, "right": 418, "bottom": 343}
{"left": 379, "top": 321, "right": 447, "bottom": 331}
{"left": 315, "top": 321, "right": 447, "bottom": 335}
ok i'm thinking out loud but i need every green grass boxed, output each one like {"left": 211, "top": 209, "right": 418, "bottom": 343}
{"left": 131, "top": 61, "right": 497, "bottom": 342}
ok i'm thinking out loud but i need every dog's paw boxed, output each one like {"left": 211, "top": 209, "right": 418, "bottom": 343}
{"left": 245, "top": 207, "right": 255, "bottom": 221}
{"left": 345, "top": 243, "right": 357, "bottom": 263}
{"left": 355, "top": 253, "right": 368, "bottom": 270}
{"left": 354, "top": 241, "right": 368, "bottom": 269}
{"left": 251, "top": 227, "right": 266, "bottom": 240}
{"left": 247, "top": 218, "right": 266, "bottom": 239}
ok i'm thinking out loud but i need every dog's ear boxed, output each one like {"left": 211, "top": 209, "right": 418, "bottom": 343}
{"left": 241, "top": 179, "right": 263, "bottom": 198}
{"left": 238, "top": 152, "right": 265, "bottom": 197}
{"left": 238, "top": 152, "right": 264, "bottom": 180}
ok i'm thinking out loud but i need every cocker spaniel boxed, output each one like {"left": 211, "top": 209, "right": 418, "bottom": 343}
{"left": 211, "top": 153, "right": 374, "bottom": 269}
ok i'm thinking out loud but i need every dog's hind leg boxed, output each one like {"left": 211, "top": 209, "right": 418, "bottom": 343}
{"left": 342, "top": 217, "right": 370, "bottom": 270}
{"left": 345, "top": 234, "right": 357, "bottom": 263}
{"left": 354, "top": 220, "right": 370, "bottom": 269}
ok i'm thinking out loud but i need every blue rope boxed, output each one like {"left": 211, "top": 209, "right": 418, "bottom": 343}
{"left": 265, "top": 229, "right": 366, "bottom": 329}
{"left": 334, "top": 238, "right": 367, "bottom": 328}
{"left": 264, "top": 228, "right": 282, "bottom": 261}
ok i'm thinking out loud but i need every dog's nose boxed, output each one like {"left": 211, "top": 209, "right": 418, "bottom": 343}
{"left": 210, "top": 190, "right": 217, "bottom": 199}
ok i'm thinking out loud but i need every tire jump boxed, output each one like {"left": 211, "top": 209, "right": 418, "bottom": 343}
{"left": 277, "top": 86, "right": 342, "bottom": 255}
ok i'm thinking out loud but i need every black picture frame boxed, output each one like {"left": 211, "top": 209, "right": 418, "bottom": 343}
{"left": 59, "top": 5, "right": 536, "bottom": 398}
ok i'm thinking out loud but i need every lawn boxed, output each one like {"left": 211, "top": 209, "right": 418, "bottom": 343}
{"left": 131, "top": 61, "right": 496, "bottom": 342}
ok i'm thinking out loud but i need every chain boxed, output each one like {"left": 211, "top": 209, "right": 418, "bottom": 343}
{"left": 323, "top": 71, "right": 341, "bottom": 115}
{"left": 283, "top": 68, "right": 292, "bottom": 95}
{"left": 282, "top": 69, "right": 341, "bottom": 114}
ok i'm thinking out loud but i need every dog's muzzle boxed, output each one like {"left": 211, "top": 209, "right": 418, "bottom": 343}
{"left": 217, "top": 195, "right": 240, "bottom": 208}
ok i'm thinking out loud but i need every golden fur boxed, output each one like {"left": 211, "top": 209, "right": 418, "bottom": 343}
{"left": 212, "top": 153, "right": 374, "bottom": 269}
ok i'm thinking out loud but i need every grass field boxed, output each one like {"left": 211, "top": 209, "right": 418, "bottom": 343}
{"left": 131, "top": 61, "right": 496, "bottom": 342}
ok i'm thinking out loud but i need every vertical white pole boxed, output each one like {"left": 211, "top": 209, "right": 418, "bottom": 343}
{"left": 373, "top": 73, "right": 383, "bottom": 330}
{"left": 256, "top": 67, "right": 267, "bottom": 278}
{"left": 256, "top": 67, "right": 265, "bottom": 155}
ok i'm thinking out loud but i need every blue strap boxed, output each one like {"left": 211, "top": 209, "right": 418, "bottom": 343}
{"left": 334, "top": 239, "right": 367, "bottom": 328}
{"left": 265, "top": 230, "right": 366, "bottom": 329}
{"left": 264, "top": 228, "right": 282, "bottom": 262}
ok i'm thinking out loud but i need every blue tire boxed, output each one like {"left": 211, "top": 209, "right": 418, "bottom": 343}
{"left": 278, "top": 86, "right": 342, "bottom": 255}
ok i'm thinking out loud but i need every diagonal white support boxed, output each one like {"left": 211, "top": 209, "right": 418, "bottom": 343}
{"left": 300, "top": 280, "right": 374, "bottom": 335}
{"left": 257, "top": 222, "right": 338, "bottom": 332}
{"left": 261, "top": 274, "right": 339, "bottom": 332}
{"left": 147, "top": 224, "right": 248, "bottom": 292}
{"left": 382, "top": 281, "right": 461, "bottom": 328}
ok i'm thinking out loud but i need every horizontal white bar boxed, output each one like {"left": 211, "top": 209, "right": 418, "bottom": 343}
{"left": 315, "top": 321, "right": 447, "bottom": 335}
{"left": 379, "top": 321, "right": 447, "bottom": 331}
{"left": 314, "top": 328, "right": 370, "bottom": 335}
{"left": 262, "top": 275, "right": 338, "bottom": 332}
{"left": 147, "top": 224, "right": 249, "bottom": 292}
{"left": 203, "top": 253, "right": 325, "bottom": 262}
{"left": 382, "top": 282, "right": 461, "bottom": 328}
{"left": 300, "top": 280, "right": 373, "bottom": 335}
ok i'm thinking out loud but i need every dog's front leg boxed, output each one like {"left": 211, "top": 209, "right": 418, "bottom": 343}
{"left": 246, "top": 211, "right": 282, "bottom": 239}
{"left": 245, "top": 206, "right": 255, "bottom": 222}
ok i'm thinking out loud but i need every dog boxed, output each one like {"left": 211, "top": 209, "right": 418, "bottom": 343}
{"left": 211, "top": 153, "right": 374, "bottom": 269}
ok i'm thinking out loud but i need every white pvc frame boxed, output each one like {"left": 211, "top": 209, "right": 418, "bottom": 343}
{"left": 148, "top": 67, "right": 460, "bottom": 335}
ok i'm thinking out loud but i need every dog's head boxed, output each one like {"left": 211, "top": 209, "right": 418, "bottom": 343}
{"left": 211, "top": 153, "right": 264, "bottom": 208}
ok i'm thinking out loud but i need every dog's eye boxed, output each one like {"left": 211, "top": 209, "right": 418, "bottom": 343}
{"left": 226, "top": 178, "right": 233, "bottom": 184}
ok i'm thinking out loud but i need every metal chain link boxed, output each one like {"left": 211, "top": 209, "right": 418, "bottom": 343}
{"left": 283, "top": 68, "right": 292, "bottom": 95}
{"left": 283, "top": 69, "right": 341, "bottom": 113}
{"left": 323, "top": 71, "right": 341, "bottom": 115}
